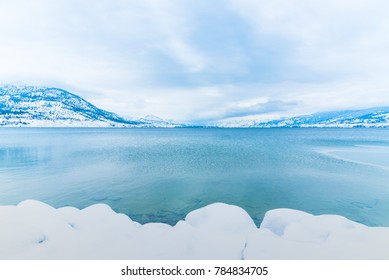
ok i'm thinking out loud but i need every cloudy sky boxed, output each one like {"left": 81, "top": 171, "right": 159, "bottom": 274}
{"left": 1, "top": 0, "right": 389, "bottom": 123}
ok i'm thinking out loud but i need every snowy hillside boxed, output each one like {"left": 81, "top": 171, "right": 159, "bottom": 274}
{"left": 253, "top": 107, "right": 389, "bottom": 128}
{"left": 209, "top": 107, "right": 389, "bottom": 128}
{"left": 0, "top": 86, "right": 178, "bottom": 127}
{"left": 2, "top": 85, "right": 388, "bottom": 128}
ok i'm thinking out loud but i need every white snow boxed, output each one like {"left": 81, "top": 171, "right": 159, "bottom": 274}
{"left": 1, "top": 200, "right": 389, "bottom": 259}
{"left": 244, "top": 209, "right": 389, "bottom": 259}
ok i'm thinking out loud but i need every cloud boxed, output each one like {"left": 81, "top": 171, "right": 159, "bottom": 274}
{"left": 202, "top": 100, "right": 298, "bottom": 122}
{"left": 229, "top": 0, "right": 389, "bottom": 78}
{"left": 227, "top": 100, "right": 297, "bottom": 117}
{"left": 144, "top": 0, "right": 207, "bottom": 72}
{"left": 1, "top": 0, "right": 389, "bottom": 122}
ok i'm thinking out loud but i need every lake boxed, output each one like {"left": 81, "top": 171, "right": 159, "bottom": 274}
{"left": 1, "top": 128, "right": 389, "bottom": 226}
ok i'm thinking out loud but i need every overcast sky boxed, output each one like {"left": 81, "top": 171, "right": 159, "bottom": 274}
{"left": 1, "top": 0, "right": 389, "bottom": 123}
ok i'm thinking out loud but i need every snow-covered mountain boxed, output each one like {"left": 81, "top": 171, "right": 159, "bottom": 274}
{"left": 252, "top": 107, "right": 389, "bottom": 128}
{"left": 2, "top": 85, "right": 388, "bottom": 128}
{"left": 0, "top": 85, "right": 179, "bottom": 127}
{"left": 206, "top": 107, "right": 389, "bottom": 128}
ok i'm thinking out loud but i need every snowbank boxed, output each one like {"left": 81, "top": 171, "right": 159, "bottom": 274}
{"left": 0, "top": 200, "right": 388, "bottom": 259}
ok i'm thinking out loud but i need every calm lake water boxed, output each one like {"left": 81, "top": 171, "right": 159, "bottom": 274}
{"left": 1, "top": 128, "right": 389, "bottom": 226}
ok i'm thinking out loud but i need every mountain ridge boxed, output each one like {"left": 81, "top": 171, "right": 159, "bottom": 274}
{"left": 0, "top": 85, "right": 178, "bottom": 127}
{"left": 251, "top": 107, "right": 389, "bottom": 128}
{"left": 1, "top": 85, "right": 388, "bottom": 128}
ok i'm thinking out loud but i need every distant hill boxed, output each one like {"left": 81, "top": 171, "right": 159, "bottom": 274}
{"left": 2, "top": 85, "right": 388, "bottom": 128}
{"left": 209, "top": 107, "right": 389, "bottom": 128}
{"left": 0, "top": 86, "right": 179, "bottom": 127}
{"left": 252, "top": 107, "right": 389, "bottom": 128}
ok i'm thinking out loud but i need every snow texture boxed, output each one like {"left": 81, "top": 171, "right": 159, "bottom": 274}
{"left": 1, "top": 200, "right": 388, "bottom": 259}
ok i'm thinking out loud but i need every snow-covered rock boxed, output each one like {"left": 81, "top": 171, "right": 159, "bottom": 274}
{"left": 244, "top": 209, "right": 389, "bottom": 259}
{"left": 1, "top": 200, "right": 389, "bottom": 259}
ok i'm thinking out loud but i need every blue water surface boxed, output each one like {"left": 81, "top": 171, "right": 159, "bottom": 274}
{"left": 1, "top": 128, "right": 389, "bottom": 226}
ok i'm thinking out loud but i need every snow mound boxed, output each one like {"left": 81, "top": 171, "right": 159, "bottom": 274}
{"left": 244, "top": 209, "right": 389, "bottom": 259}
{"left": 1, "top": 200, "right": 389, "bottom": 259}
